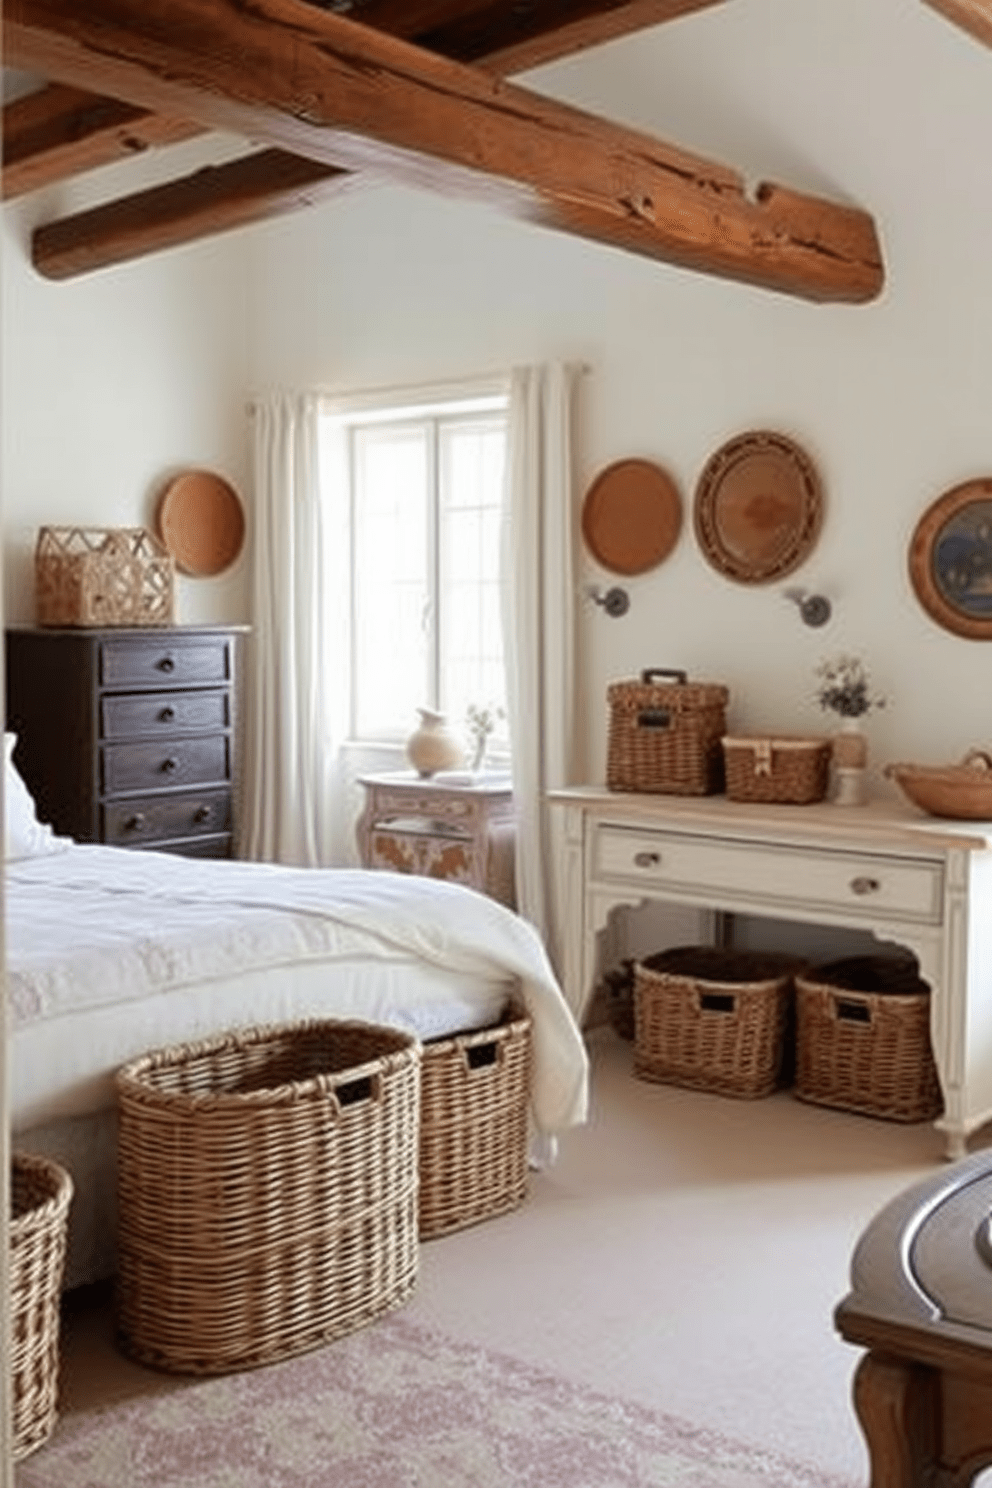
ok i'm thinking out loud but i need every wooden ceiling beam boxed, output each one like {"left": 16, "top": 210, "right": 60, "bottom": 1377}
{"left": 920, "top": 0, "right": 992, "bottom": 49}
{"left": 32, "top": 148, "right": 354, "bottom": 277}
{"left": 5, "top": 0, "right": 883, "bottom": 301}
{"left": 2, "top": 82, "right": 206, "bottom": 199}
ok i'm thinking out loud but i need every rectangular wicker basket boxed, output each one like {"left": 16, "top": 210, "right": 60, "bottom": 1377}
{"left": 722, "top": 735, "right": 832, "bottom": 805}
{"left": 35, "top": 526, "right": 175, "bottom": 628}
{"left": 115, "top": 1019, "right": 421, "bottom": 1375}
{"left": 11, "top": 1153, "right": 73, "bottom": 1462}
{"left": 607, "top": 668, "right": 729, "bottom": 795}
{"left": 419, "top": 1006, "right": 532, "bottom": 1240}
{"left": 794, "top": 956, "right": 943, "bottom": 1122}
{"left": 634, "top": 946, "right": 807, "bottom": 1099}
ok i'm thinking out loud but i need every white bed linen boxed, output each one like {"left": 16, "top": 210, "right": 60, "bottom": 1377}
{"left": 6, "top": 843, "right": 589, "bottom": 1136}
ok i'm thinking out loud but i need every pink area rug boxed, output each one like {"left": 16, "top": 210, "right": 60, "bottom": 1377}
{"left": 16, "top": 1315, "right": 858, "bottom": 1488}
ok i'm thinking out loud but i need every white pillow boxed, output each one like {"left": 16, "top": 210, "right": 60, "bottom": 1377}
{"left": 4, "top": 733, "right": 69, "bottom": 860}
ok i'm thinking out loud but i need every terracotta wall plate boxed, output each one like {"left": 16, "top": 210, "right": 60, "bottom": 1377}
{"left": 580, "top": 458, "right": 682, "bottom": 575}
{"left": 156, "top": 470, "right": 246, "bottom": 577}
{"left": 909, "top": 478, "right": 992, "bottom": 639}
{"left": 693, "top": 430, "right": 823, "bottom": 584}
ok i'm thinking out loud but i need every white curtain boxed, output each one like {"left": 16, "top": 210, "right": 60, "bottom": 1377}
{"left": 242, "top": 391, "right": 347, "bottom": 866}
{"left": 501, "top": 363, "right": 580, "bottom": 977}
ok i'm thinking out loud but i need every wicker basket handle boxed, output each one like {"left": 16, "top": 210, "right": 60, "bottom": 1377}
{"left": 640, "top": 668, "right": 687, "bottom": 686}
{"left": 834, "top": 997, "right": 872, "bottom": 1025}
{"left": 329, "top": 1070, "right": 383, "bottom": 1111}
{"left": 463, "top": 1037, "right": 502, "bottom": 1073}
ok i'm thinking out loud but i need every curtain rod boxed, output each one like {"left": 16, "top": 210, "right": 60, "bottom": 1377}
{"left": 245, "top": 362, "right": 591, "bottom": 415}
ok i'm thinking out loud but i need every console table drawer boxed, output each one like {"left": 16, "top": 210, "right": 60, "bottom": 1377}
{"left": 593, "top": 825, "right": 944, "bottom": 924}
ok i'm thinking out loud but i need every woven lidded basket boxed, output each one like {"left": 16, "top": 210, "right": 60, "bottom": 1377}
{"left": 723, "top": 735, "right": 832, "bottom": 805}
{"left": 634, "top": 946, "right": 807, "bottom": 1099}
{"left": 115, "top": 1019, "right": 421, "bottom": 1375}
{"left": 10, "top": 1153, "right": 74, "bottom": 1461}
{"left": 35, "top": 526, "right": 175, "bottom": 628}
{"left": 607, "top": 667, "right": 729, "bottom": 795}
{"left": 419, "top": 1006, "right": 532, "bottom": 1240}
{"left": 794, "top": 956, "right": 942, "bottom": 1122}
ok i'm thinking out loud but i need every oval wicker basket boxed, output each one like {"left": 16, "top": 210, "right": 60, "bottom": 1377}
{"left": 886, "top": 749, "right": 992, "bottom": 820}
{"left": 115, "top": 1019, "right": 421, "bottom": 1375}
{"left": 11, "top": 1153, "right": 73, "bottom": 1461}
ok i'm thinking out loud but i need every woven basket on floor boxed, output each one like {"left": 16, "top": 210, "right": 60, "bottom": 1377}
{"left": 115, "top": 1019, "right": 421, "bottom": 1375}
{"left": 11, "top": 1153, "right": 73, "bottom": 1462}
{"left": 794, "top": 956, "right": 942, "bottom": 1122}
{"left": 606, "top": 668, "right": 729, "bottom": 795}
{"left": 419, "top": 1006, "right": 532, "bottom": 1239}
{"left": 722, "top": 736, "right": 832, "bottom": 805}
{"left": 634, "top": 946, "right": 807, "bottom": 1099}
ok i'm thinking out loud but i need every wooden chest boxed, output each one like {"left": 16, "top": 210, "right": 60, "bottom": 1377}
{"left": 5, "top": 624, "right": 248, "bottom": 858}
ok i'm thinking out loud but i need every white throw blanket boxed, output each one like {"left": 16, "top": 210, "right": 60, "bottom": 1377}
{"left": 6, "top": 845, "right": 589, "bottom": 1136}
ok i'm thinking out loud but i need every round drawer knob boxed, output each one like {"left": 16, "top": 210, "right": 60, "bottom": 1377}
{"left": 161, "top": 756, "right": 179, "bottom": 773}
{"left": 125, "top": 813, "right": 145, "bottom": 832}
{"left": 158, "top": 706, "right": 176, "bottom": 723}
{"left": 634, "top": 850, "right": 661, "bottom": 869}
{"left": 850, "top": 875, "right": 881, "bottom": 896}
{"left": 194, "top": 805, "right": 212, "bottom": 824}
{"left": 156, "top": 656, "right": 175, "bottom": 673}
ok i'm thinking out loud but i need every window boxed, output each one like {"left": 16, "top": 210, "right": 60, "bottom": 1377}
{"left": 322, "top": 390, "right": 509, "bottom": 755}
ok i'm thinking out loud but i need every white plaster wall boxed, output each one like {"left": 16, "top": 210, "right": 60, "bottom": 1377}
{"left": 245, "top": 0, "right": 992, "bottom": 795}
{"left": 1, "top": 149, "right": 253, "bottom": 628}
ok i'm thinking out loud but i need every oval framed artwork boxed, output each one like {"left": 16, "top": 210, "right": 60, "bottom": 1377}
{"left": 156, "top": 470, "right": 246, "bottom": 578}
{"left": 693, "top": 430, "right": 823, "bottom": 584}
{"left": 580, "top": 458, "right": 682, "bottom": 576}
{"left": 909, "top": 478, "right": 992, "bottom": 639}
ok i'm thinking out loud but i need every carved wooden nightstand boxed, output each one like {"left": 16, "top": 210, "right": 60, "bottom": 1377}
{"left": 356, "top": 771, "right": 516, "bottom": 908}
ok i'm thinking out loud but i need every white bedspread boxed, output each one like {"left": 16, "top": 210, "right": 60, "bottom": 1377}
{"left": 6, "top": 845, "right": 588, "bottom": 1136}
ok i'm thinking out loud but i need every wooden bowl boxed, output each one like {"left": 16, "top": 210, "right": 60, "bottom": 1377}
{"left": 885, "top": 750, "right": 992, "bottom": 820}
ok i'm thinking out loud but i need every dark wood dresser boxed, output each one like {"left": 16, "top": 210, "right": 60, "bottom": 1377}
{"left": 5, "top": 624, "right": 248, "bottom": 858}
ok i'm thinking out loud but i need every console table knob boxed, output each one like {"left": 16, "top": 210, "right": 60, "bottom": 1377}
{"left": 850, "top": 875, "right": 881, "bottom": 896}
{"left": 125, "top": 813, "right": 145, "bottom": 831}
{"left": 634, "top": 851, "right": 661, "bottom": 869}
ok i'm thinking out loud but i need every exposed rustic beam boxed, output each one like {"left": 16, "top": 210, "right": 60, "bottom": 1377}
{"left": 32, "top": 148, "right": 353, "bottom": 277}
{"left": 920, "top": 0, "right": 992, "bottom": 48}
{"left": 320, "top": 0, "right": 730, "bottom": 75}
{"left": 2, "top": 83, "right": 205, "bottom": 199}
{"left": 5, "top": 0, "right": 884, "bottom": 301}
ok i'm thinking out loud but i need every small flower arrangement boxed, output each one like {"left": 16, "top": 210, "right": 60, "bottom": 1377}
{"left": 465, "top": 702, "right": 506, "bottom": 771}
{"left": 814, "top": 655, "right": 886, "bottom": 720}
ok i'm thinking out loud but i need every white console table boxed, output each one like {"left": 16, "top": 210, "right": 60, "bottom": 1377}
{"left": 548, "top": 787, "right": 992, "bottom": 1159}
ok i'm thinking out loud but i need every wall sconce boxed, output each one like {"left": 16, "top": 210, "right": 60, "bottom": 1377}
{"left": 784, "top": 587, "right": 831, "bottom": 628}
{"left": 588, "top": 585, "right": 630, "bottom": 618}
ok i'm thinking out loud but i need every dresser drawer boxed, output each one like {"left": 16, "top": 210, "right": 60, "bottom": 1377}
{"left": 593, "top": 825, "right": 944, "bottom": 925}
{"left": 101, "top": 689, "right": 231, "bottom": 740}
{"left": 99, "top": 636, "right": 232, "bottom": 690}
{"left": 101, "top": 736, "right": 230, "bottom": 795}
{"left": 103, "top": 788, "right": 232, "bottom": 846}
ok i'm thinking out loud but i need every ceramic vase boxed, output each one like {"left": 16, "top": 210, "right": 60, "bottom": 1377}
{"left": 833, "top": 717, "right": 868, "bottom": 806}
{"left": 405, "top": 708, "right": 464, "bottom": 777}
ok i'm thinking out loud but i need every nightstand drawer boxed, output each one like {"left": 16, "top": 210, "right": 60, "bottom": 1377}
{"left": 99, "top": 636, "right": 232, "bottom": 689}
{"left": 102, "top": 736, "right": 230, "bottom": 795}
{"left": 103, "top": 789, "right": 232, "bottom": 846}
{"left": 593, "top": 825, "right": 944, "bottom": 925}
{"left": 101, "top": 689, "right": 231, "bottom": 740}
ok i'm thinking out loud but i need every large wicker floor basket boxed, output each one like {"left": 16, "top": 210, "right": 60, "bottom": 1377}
{"left": 794, "top": 956, "right": 943, "bottom": 1122}
{"left": 634, "top": 947, "right": 807, "bottom": 1099}
{"left": 10, "top": 1153, "right": 73, "bottom": 1461}
{"left": 419, "top": 1007, "right": 532, "bottom": 1239}
{"left": 115, "top": 1019, "right": 421, "bottom": 1375}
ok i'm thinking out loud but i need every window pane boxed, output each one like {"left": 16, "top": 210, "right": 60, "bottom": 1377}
{"left": 438, "top": 418, "right": 506, "bottom": 742}
{"left": 352, "top": 424, "right": 429, "bottom": 739}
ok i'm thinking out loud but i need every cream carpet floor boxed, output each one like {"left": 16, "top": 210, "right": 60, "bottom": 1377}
{"left": 49, "top": 1024, "right": 961, "bottom": 1485}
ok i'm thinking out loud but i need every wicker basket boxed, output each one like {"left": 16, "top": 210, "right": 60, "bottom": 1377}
{"left": 794, "top": 956, "right": 942, "bottom": 1122}
{"left": 10, "top": 1153, "right": 73, "bottom": 1461}
{"left": 35, "top": 526, "right": 175, "bottom": 628}
{"left": 115, "top": 1019, "right": 421, "bottom": 1375}
{"left": 419, "top": 1007, "right": 532, "bottom": 1239}
{"left": 723, "top": 735, "right": 832, "bottom": 805}
{"left": 634, "top": 946, "right": 807, "bottom": 1098}
{"left": 607, "top": 668, "right": 729, "bottom": 795}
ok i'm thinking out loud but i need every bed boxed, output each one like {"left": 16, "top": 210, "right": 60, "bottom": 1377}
{"left": 4, "top": 737, "right": 589, "bottom": 1286}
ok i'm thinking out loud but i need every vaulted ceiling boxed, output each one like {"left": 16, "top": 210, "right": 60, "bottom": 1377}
{"left": 0, "top": 0, "right": 987, "bottom": 297}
